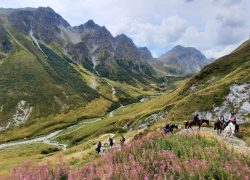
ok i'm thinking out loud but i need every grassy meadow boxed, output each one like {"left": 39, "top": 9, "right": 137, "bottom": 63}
{"left": 9, "top": 133, "right": 250, "bottom": 180}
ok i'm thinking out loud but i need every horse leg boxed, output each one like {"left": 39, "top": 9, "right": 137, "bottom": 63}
{"left": 185, "top": 122, "right": 188, "bottom": 129}
{"left": 224, "top": 132, "right": 227, "bottom": 139}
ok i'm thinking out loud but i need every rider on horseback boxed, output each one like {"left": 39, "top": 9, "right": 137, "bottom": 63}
{"left": 229, "top": 112, "right": 236, "bottom": 125}
{"left": 218, "top": 114, "right": 225, "bottom": 126}
{"left": 218, "top": 114, "right": 224, "bottom": 122}
{"left": 229, "top": 112, "right": 239, "bottom": 132}
{"left": 193, "top": 113, "right": 199, "bottom": 125}
{"left": 163, "top": 123, "right": 171, "bottom": 133}
{"left": 95, "top": 141, "right": 102, "bottom": 154}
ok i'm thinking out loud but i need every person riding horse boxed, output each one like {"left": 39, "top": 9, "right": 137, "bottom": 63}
{"left": 163, "top": 123, "right": 171, "bottom": 133}
{"left": 163, "top": 123, "right": 178, "bottom": 134}
{"left": 214, "top": 115, "right": 226, "bottom": 135}
{"left": 109, "top": 137, "right": 114, "bottom": 147}
{"left": 185, "top": 113, "right": 209, "bottom": 130}
{"left": 228, "top": 112, "right": 239, "bottom": 132}
{"left": 193, "top": 114, "right": 200, "bottom": 125}
{"left": 95, "top": 141, "right": 102, "bottom": 154}
{"left": 120, "top": 134, "right": 126, "bottom": 147}
{"left": 218, "top": 114, "right": 224, "bottom": 122}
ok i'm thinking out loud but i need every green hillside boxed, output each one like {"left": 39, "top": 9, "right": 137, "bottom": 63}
{"left": 0, "top": 27, "right": 100, "bottom": 127}
{"left": 0, "top": 23, "right": 160, "bottom": 140}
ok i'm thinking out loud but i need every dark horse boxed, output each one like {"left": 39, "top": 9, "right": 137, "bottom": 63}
{"left": 214, "top": 121, "right": 240, "bottom": 134}
{"left": 134, "top": 132, "right": 143, "bottom": 140}
{"left": 163, "top": 124, "right": 179, "bottom": 134}
{"left": 185, "top": 119, "right": 209, "bottom": 130}
{"left": 214, "top": 120, "right": 225, "bottom": 135}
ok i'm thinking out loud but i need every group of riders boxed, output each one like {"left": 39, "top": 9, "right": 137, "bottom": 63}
{"left": 95, "top": 134, "right": 126, "bottom": 154}
{"left": 164, "top": 112, "right": 239, "bottom": 133}
{"left": 193, "top": 112, "right": 239, "bottom": 132}
{"left": 96, "top": 113, "right": 239, "bottom": 153}
{"left": 214, "top": 112, "right": 239, "bottom": 133}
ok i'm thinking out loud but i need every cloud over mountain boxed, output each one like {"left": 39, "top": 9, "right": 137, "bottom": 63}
{"left": 0, "top": 0, "right": 249, "bottom": 58}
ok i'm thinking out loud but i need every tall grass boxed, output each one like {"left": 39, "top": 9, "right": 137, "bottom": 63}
{"left": 11, "top": 133, "right": 250, "bottom": 179}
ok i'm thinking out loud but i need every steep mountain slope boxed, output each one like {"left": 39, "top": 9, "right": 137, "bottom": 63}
{"left": 4, "top": 7, "right": 157, "bottom": 84}
{"left": 165, "top": 39, "right": 250, "bottom": 121}
{"left": 58, "top": 39, "right": 250, "bottom": 139}
{"left": 158, "top": 45, "right": 212, "bottom": 75}
{"left": 0, "top": 26, "right": 101, "bottom": 129}
{"left": 138, "top": 46, "right": 153, "bottom": 60}
{"left": 0, "top": 40, "right": 249, "bottom": 178}
{"left": 0, "top": 7, "right": 160, "bottom": 132}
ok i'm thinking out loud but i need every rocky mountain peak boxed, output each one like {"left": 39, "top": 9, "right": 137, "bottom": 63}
{"left": 138, "top": 47, "right": 153, "bottom": 60}
{"left": 115, "top": 34, "right": 138, "bottom": 51}
{"left": 159, "top": 45, "right": 211, "bottom": 75}
{"left": 5, "top": 7, "right": 70, "bottom": 43}
{"left": 83, "top": 19, "right": 97, "bottom": 28}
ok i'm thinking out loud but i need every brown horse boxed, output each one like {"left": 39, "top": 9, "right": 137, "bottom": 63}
{"left": 214, "top": 120, "right": 225, "bottom": 135}
{"left": 184, "top": 119, "right": 209, "bottom": 130}
{"left": 134, "top": 132, "right": 143, "bottom": 140}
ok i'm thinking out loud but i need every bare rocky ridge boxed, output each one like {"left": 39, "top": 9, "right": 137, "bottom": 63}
{"left": 3, "top": 8, "right": 157, "bottom": 84}
{"left": 158, "top": 45, "right": 213, "bottom": 75}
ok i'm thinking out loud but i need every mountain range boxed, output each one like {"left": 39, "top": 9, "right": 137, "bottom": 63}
{"left": 158, "top": 45, "right": 213, "bottom": 75}
{"left": 0, "top": 7, "right": 249, "bottom": 178}
{"left": 0, "top": 7, "right": 214, "bottom": 133}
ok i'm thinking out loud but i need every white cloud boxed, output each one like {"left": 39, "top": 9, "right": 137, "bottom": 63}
{"left": 108, "top": 16, "right": 187, "bottom": 47}
{"left": 0, "top": 0, "right": 249, "bottom": 58}
{"left": 176, "top": 0, "right": 250, "bottom": 58}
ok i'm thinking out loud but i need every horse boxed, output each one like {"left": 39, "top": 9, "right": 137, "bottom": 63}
{"left": 214, "top": 120, "right": 225, "bottom": 135}
{"left": 224, "top": 122, "right": 235, "bottom": 139}
{"left": 184, "top": 119, "right": 209, "bottom": 130}
{"left": 134, "top": 132, "right": 143, "bottom": 140}
{"left": 163, "top": 124, "right": 179, "bottom": 134}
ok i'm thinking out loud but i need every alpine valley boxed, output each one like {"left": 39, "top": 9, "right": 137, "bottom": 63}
{"left": 0, "top": 7, "right": 249, "bottom": 179}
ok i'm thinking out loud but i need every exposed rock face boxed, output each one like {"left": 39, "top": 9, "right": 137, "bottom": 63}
{"left": 2, "top": 7, "right": 157, "bottom": 84}
{"left": 8, "top": 7, "right": 70, "bottom": 43}
{"left": 138, "top": 47, "right": 153, "bottom": 60}
{"left": 0, "top": 24, "right": 12, "bottom": 52}
{"left": 213, "top": 82, "right": 250, "bottom": 123}
{"left": 137, "top": 111, "right": 167, "bottom": 129}
{"left": 0, "top": 7, "right": 161, "bottom": 130}
{"left": 195, "top": 82, "right": 250, "bottom": 123}
{"left": 159, "top": 45, "right": 212, "bottom": 75}
{"left": 67, "top": 23, "right": 155, "bottom": 83}
{"left": 12, "top": 100, "right": 33, "bottom": 126}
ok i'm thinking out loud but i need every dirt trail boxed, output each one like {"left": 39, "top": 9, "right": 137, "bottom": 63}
{"left": 178, "top": 127, "right": 250, "bottom": 154}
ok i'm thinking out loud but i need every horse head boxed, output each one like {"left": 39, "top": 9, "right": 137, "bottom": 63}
{"left": 173, "top": 124, "right": 179, "bottom": 129}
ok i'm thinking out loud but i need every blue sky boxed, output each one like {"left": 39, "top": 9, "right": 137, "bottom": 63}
{"left": 0, "top": 0, "right": 249, "bottom": 58}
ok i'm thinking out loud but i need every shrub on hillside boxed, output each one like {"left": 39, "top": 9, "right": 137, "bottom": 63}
{"left": 41, "top": 147, "right": 60, "bottom": 154}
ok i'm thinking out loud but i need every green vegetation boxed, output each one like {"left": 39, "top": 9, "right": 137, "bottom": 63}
{"left": 52, "top": 40, "right": 250, "bottom": 146}
{"left": 0, "top": 97, "right": 112, "bottom": 143}
{"left": 0, "top": 143, "right": 59, "bottom": 176}
{"left": 9, "top": 133, "right": 250, "bottom": 179}
{"left": 41, "top": 147, "right": 60, "bottom": 154}
{"left": 236, "top": 118, "right": 250, "bottom": 146}
{"left": 39, "top": 43, "right": 99, "bottom": 102}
